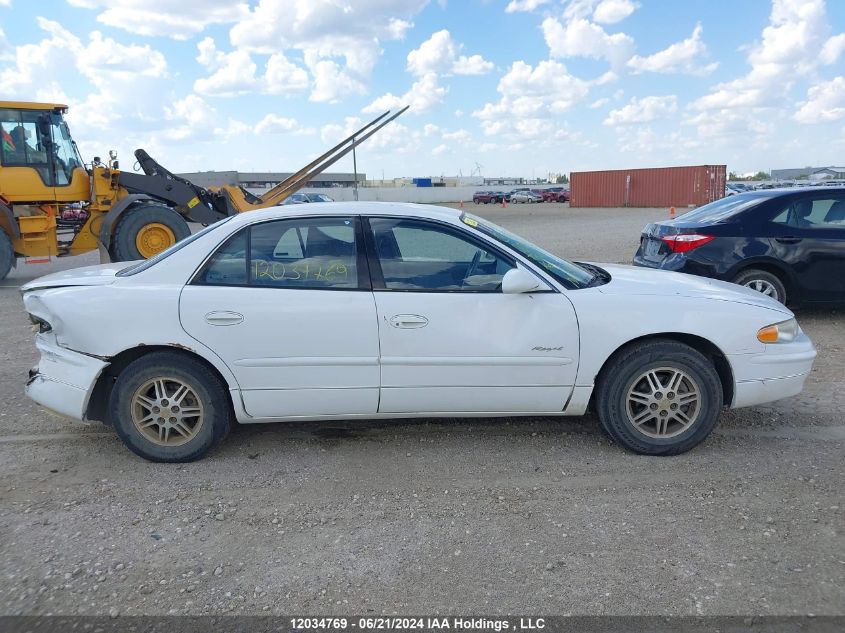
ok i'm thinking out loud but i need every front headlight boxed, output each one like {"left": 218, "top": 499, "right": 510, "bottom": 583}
{"left": 757, "top": 318, "right": 799, "bottom": 343}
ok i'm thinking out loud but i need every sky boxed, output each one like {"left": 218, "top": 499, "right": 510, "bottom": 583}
{"left": 1, "top": 0, "right": 844, "bottom": 180}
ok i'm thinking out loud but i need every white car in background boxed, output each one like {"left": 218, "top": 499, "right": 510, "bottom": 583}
{"left": 22, "top": 202, "right": 816, "bottom": 462}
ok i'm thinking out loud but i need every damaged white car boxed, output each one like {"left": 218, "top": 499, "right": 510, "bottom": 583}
{"left": 22, "top": 202, "right": 817, "bottom": 462}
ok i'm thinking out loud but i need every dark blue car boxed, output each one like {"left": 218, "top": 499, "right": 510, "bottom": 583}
{"left": 633, "top": 187, "right": 845, "bottom": 305}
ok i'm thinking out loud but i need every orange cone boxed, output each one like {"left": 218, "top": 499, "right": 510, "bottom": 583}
{"left": 459, "top": 200, "right": 464, "bottom": 208}
{"left": 501, "top": 196, "right": 506, "bottom": 208}
{"left": 669, "top": 206, "right": 676, "bottom": 218}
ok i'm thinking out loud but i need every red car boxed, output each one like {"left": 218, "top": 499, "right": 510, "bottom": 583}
{"left": 541, "top": 187, "right": 570, "bottom": 202}
{"left": 472, "top": 191, "right": 507, "bottom": 204}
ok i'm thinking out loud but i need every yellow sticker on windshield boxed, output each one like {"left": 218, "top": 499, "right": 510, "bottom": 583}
{"left": 462, "top": 217, "right": 478, "bottom": 227}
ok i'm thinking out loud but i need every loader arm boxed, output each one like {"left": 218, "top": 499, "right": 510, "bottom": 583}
{"left": 218, "top": 106, "right": 409, "bottom": 212}
{"left": 119, "top": 106, "right": 407, "bottom": 221}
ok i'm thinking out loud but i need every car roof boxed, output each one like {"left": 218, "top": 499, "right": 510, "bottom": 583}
{"left": 226, "top": 201, "right": 462, "bottom": 228}
{"left": 732, "top": 186, "right": 845, "bottom": 198}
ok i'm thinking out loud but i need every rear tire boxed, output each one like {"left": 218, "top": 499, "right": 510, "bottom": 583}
{"left": 0, "top": 230, "right": 14, "bottom": 281}
{"left": 108, "top": 352, "right": 231, "bottom": 462}
{"left": 732, "top": 268, "right": 787, "bottom": 304}
{"left": 595, "top": 340, "right": 723, "bottom": 456}
{"left": 110, "top": 205, "right": 190, "bottom": 262}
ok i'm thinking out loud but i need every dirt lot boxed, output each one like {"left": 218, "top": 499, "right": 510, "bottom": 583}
{"left": 0, "top": 203, "right": 842, "bottom": 616}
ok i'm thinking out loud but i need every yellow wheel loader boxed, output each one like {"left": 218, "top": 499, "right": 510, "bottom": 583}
{"left": 0, "top": 101, "right": 407, "bottom": 281}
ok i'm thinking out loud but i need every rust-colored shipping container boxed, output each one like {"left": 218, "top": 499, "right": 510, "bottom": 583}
{"left": 570, "top": 165, "right": 726, "bottom": 208}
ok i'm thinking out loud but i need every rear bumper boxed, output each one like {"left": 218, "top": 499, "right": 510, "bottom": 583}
{"left": 633, "top": 252, "right": 688, "bottom": 272}
{"left": 25, "top": 334, "right": 108, "bottom": 420}
{"left": 728, "top": 332, "right": 817, "bottom": 408}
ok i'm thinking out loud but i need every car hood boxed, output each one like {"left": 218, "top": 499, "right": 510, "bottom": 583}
{"left": 20, "top": 262, "right": 134, "bottom": 292}
{"left": 592, "top": 263, "right": 792, "bottom": 314}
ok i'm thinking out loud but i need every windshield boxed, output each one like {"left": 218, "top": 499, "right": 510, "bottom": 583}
{"left": 116, "top": 216, "right": 234, "bottom": 276}
{"left": 460, "top": 212, "right": 595, "bottom": 288}
{"left": 677, "top": 194, "right": 769, "bottom": 224}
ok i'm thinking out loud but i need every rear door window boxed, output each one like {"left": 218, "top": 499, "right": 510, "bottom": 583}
{"left": 771, "top": 196, "right": 845, "bottom": 230}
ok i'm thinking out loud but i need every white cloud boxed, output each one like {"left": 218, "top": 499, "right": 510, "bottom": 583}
{"left": 423, "top": 123, "right": 440, "bottom": 136}
{"left": 321, "top": 116, "right": 421, "bottom": 154}
{"left": 542, "top": 16, "right": 635, "bottom": 68}
{"left": 683, "top": 109, "right": 774, "bottom": 142}
{"left": 627, "top": 24, "right": 718, "bottom": 76}
{"left": 821, "top": 33, "right": 845, "bottom": 65}
{"left": 363, "top": 73, "right": 447, "bottom": 114}
{"left": 264, "top": 53, "right": 311, "bottom": 94}
{"left": 473, "top": 60, "right": 590, "bottom": 138}
{"left": 0, "top": 18, "right": 169, "bottom": 143}
{"left": 442, "top": 128, "right": 472, "bottom": 143}
{"left": 592, "top": 0, "right": 639, "bottom": 24}
{"left": 67, "top": 0, "right": 247, "bottom": 40}
{"left": 589, "top": 97, "right": 609, "bottom": 109}
{"left": 603, "top": 95, "right": 677, "bottom": 125}
{"left": 505, "top": 0, "right": 550, "bottom": 13}
{"left": 693, "top": 0, "right": 833, "bottom": 111}
{"left": 453, "top": 54, "right": 495, "bottom": 76}
{"left": 431, "top": 143, "right": 449, "bottom": 155}
{"left": 308, "top": 58, "right": 368, "bottom": 103}
{"left": 228, "top": 0, "right": 427, "bottom": 102}
{"left": 406, "top": 30, "right": 493, "bottom": 76}
{"left": 194, "top": 37, "right": 308, "bottom": 97}
{"left": 0, "top": 27, "right": 11, "bottom": 61}
{"left": 794, "top": 76, "right": 845, "bottom": 123}
{"left": 254, "top": 114, "right": 312, "bottom": 135}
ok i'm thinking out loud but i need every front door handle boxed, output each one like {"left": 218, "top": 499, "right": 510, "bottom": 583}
{"left": 388, "top": 314, "right": 429, "bottom": 329}
{"left": 775, "top": 236, "right": 802, "bottom": 244}
{"left": 205, "top": 311, "right": 244, "bottom": 326}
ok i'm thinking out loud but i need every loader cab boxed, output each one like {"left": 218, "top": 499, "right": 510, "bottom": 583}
{"left": 0, "top": 102, "right": 88, "bottom": 203}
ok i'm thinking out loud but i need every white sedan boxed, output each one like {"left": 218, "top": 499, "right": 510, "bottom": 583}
{"left": 22, "top": 202, "right": 817, "bottom": 462}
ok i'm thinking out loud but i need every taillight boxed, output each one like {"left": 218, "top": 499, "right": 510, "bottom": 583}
{"left": 661, "top": 234, "right": 715, "bottom": 253}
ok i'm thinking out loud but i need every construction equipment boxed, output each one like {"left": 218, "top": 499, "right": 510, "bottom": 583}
{"left": 0, "top": 101, "right": 407, "bottom": 281}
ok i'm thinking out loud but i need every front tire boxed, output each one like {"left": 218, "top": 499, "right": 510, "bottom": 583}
{"left": 595, "top": 340, "right": 723, "bottom": 456}
{"left": 110, "top": 204, "right": 190, "bottom": 262}
{"left": 0, "top": 230, "right": 14, "bottom": 281}
{"left": 108, "top": 352, "right": 231, "bottom": 462}
{"left": 732, "top": 268, "right": 787, "bottom": 304}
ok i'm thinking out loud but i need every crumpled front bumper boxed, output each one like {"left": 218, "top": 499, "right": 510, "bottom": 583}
{"left": 728, "top": 332, "right": 817, "bottom": 409}
{"left": 26, "top": 334, "right": 109, "bottom": 420}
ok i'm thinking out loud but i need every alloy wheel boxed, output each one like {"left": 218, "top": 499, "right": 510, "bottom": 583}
{"left": 625, "top": 366, "right": 701, "bottom": 438}
{"left": 130, "top": 377, "right": 205, "bottom": 446}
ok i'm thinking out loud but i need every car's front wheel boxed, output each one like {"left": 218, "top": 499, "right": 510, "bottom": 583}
{"left": 108, "top": 352, "right": 231, "bottom": 462}
{"left": 732, "top": 268, "right": 787, "bottom": 304}
{"left": 595, "top": 340, "right": 723, "bottom": 455}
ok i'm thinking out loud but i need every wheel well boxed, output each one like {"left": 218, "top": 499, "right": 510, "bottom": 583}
{"left": 85, "top": 345, "right": 235, "bottom": 424}
{"left": 731, "top": 260, "right": 792, "bottom": 292}
{"left": 591, "top": 333, "right": 734, "bottom": 409}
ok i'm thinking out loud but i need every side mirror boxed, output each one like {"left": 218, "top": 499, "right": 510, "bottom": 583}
{"left": 502, "top": 267, "right": 543, "bottom": 294}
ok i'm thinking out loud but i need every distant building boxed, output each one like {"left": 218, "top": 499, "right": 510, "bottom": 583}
{"left": 771, "top": 166, "right": 839, "bottom": 180}
{"left": 177, "top": 170, "right": 365, "bottom": 189}
{"left": 483, "top": 176, "right": 527, "bottom": 185}
{"left": 809, "top": 167, "right": 845, "bottom": 181}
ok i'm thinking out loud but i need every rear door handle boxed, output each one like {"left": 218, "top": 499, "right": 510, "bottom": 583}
{"left": 205, "top": 311, "right": 244, "bottom": 326}
{"left": 388, "top": 314, "right": 429, "bottom": 329}
{"left": 775, "top": 236, "right": 802, "bottom": 244}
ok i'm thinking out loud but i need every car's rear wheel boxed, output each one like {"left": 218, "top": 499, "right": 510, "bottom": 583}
{"left": 108, "top": 352, "right": 231, "bottom": 462}
{"left": 595, "top": 340, "right": 723, "bottom": 455}
{"left": 732, "top": 268, "right": 787, "bottom": 304}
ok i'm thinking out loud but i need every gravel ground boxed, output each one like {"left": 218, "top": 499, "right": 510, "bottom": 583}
{"left": 0, "top": 203, "right": 842, "bottom": 616}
